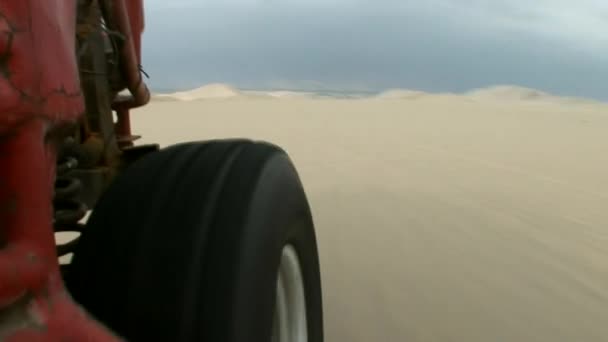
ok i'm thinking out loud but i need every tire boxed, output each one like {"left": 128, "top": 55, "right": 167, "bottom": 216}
{"left": 65, "top": 139, "right": 323, "bottom": 342}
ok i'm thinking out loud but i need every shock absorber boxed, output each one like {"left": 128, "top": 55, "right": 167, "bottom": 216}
{"left": 53, "top": 136, "right": 88, "bottom": 258}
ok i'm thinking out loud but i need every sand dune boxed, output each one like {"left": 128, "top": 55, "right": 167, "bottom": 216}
{"left": 263, "top": 90, "right": 317, "bottom": 98}
{"left": 153, "top": 85, "right": 321, "bottom": 101}
{"left": 466, "top": 85, "right": 553, "bottom": 100}
{"left": 128, "top": 89, "right": 608, "bottom": 342}
{"left": 375, "top": 89, "right": 429, "bottom": 99}
{"left": 153, "top": 84, "right": 602, "bottom": 107}
{"left": 152, "top": 83, "right": 242, "bottom": 101}
{"left": 466, "top": 85, "right": 599, "bottom": 105}
{"left": 245, "top": 90, "right": 318, "bottom": 99}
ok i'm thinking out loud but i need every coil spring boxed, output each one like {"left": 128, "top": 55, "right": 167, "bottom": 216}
{"left": 54, "top": 138, "right": 88, "bottom": 257}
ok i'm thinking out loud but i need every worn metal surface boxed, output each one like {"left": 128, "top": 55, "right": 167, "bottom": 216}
{"left": 0, "top": 1, "right": 137, "bottom": 340}
{"left": 77, "top": 0, "right": 121, "bottom": 164}
{"left": 0, "top": 2, "right": 84, "bottom": 136}
{"left": 1, "top": 121, "right": 123, "bottom": 341}
{"left": 66, "top": 0, "right": 122, "bottom": 211}
{"left": 64, "top": 0, "right": 150, "bottom": 205}
{"left": 103, "top": 0, "right": 149, "bottom": 142}
{"left": 105, "top": 0, "right": 148, "bottom": 110}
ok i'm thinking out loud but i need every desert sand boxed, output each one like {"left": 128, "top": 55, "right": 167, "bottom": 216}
{"left": 132, "top": 85, "right": 608, "bottom": 341}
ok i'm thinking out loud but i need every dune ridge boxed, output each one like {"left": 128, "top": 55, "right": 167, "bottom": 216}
{"left": 152, "top": 83, "right": 242, "bottom": 101}
{"left": 465, "top": 85, "right": 599, "bottom": 105}
{"left": 374, "top": 89, "right": 429, "bottom": 99}
{"left": 151, "top": 83, "right": 604, "bottom": 106}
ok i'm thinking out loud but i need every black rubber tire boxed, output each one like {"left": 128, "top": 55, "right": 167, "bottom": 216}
{"left": 66, "top": 139, "right": 323, "bottom": 342}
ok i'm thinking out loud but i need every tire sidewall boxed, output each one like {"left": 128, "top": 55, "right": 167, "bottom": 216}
{"left": 201, "top": 152, "right": 323, "bottom": 342}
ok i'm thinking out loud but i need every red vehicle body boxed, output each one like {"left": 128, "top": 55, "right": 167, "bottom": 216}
{"left": 0, "top": 1, "right": 146, "bottom": 340}
{"left": 0, "top": 2, "right": 324, "bottom": 341}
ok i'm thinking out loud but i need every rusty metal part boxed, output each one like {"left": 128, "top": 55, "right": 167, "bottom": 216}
{"left": 114, "top": 107, "right": 141, "bottom": 147}
{"left": 74, "top": 0, "right": 153, "bottom": 175}
{"left": 100, "top": 0, "right": 149, "bottom": 142}
{"left": 79, "top": 134, "right": 105, "bottom": 168}
{"left": 53, "top": 151, "right": 87, "bottom": 258}
{"left": 102, "top": 0, "right": 149, "bottom": 111}
{"left": 53, "top": 134, "right": 111, "bottom": 209}
{"left": 77, "top": 0, "right": 122, "bottom": 167}
{"left": 71, "top": 0, "right": 149, "bottom": 207}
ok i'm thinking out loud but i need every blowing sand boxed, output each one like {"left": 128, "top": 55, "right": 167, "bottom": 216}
{"left": 132, "top": 86, "right": 608, "bottom": 341}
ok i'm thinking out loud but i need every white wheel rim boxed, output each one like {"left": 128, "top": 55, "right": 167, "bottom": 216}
{"left": 271, "top": 245, "right": 308, "bottom": 342}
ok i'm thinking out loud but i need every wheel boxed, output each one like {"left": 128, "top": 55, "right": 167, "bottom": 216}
{"left": 65, "top": 139, "right": 323, "bottom": 342}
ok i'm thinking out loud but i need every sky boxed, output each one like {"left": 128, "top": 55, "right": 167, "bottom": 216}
{"left": 142, "top": 0, "right": 607, "bottom": 100}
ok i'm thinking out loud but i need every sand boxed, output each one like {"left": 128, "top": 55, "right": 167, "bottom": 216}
{"left": 128, "top": 86, "right": 608, "bottom": 341}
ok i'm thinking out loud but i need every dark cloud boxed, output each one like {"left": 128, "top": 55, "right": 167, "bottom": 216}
{"left": 142, "top": 3, "right": 607, "bottom": 100}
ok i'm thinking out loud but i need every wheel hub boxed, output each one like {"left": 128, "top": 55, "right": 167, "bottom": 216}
{"left": 272, "top": 245, "right": 308, "bottom": 342}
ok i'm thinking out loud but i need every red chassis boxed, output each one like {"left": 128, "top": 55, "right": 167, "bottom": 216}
{"left": 0, "top": 1, "right": 147, "bottom": 340}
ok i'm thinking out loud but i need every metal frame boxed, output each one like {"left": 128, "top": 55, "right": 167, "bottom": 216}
{"left": 0, "top": 1, "right": 151, "bottom": 339}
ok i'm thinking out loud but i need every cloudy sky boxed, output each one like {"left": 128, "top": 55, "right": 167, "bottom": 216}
{"left": 142, "top": 0, "right": 607, "bottom": 99}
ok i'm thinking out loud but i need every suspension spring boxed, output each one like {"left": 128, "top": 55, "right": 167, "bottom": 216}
{"left": 53, "top": 138, "right": 88, "bottom": 258}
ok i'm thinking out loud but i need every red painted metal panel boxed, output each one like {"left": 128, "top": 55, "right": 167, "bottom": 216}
{"left": 111, "top": 0, "right": 149, "bottom": 140}
{"left": 0, "top": 1, "right": 84, "bottom": 136}
{"left": 0, "top": 121, "right": 122, "bottom": 341}
{"left": 125, "top": 0, "right": 144, "bottom": 63}
{"left": 110, "top": 0, "right": 150, "bottom": 111}
{"left": 0, "top": 1, "right": 124, "bottom": 340}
